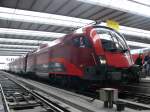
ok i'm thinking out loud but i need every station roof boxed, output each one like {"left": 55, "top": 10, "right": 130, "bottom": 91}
{"left": 0, "top": 0, "right": 150, "bottom": 56}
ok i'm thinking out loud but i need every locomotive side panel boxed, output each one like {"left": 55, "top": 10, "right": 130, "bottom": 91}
{"left": 14, "top": 58, "right": 21, "bottom": 73}
{"left": 48, "top": 35, "right": 97, "bottom": 78}
{"left": 26, "top": 53, "right": 36, "bottom": 74}
{"left": 35, "top": 48, "right": 49, "bottom": 78}
{"left": 19, "top": 57, "right": 25, "bottom": 73}
{"left": 49, "top": 43, "right": 83, "bottom": 76}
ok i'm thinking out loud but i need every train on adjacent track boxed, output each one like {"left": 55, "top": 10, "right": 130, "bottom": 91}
{"left": 8, "top": 24, "right": 140, "bottom": 84}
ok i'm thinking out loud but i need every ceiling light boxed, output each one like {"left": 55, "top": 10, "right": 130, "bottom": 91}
{"left": 0, "top": 51, "right": 27, "bottom": 54}
{"left": 130, "top": 48, "right": 150, "bottom": 54}
{"left": 0, "top": 35, "right": 149, "bottom": 49}
{"left": 127, "top": 41, "right": 150, "bottom": 48}
{"left": 0, "top": 54, "right": 22, "bottom": 56}
{"left": 0, "top": 53, "right": 23, "bottom": 56}
{"left": 0, "top": 38, "right": 50, "bottom": 45}
{"left": 100, "top": 22, "right": 150, "bottom": 39}
{"left": 0, "top": 48, "right": 33, "bottom": 52}
{"left": 131, "top": 0, "right": 150, "bottom": 6}
{"left": 78, "top": 0, "right": 150, "bottom": 18}
{"left": 1, "top": 25, "right": 150, "bottom": 41}
{"left": 0, "top": 28, "right": 65, "bottom": 38}
{"left": 120, "top": 26, "right": 150, "bottom": 39}
{"left": 0, "top": 44, "right": 38, "bottom": 49}
{"left": 0, "top": 7, "right": 93, "bottom": 27}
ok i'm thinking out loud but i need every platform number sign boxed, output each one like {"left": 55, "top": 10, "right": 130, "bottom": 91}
{"left": 6, "top": 58, "right": 15, "bottom": 62}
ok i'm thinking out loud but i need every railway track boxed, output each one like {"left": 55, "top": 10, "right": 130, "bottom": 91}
{"left": 119, "top": 91, "right": 150, "bottom": 104}
{"left": 119, "top": 83, "right": 150, "bottom": 105}
{"left": 5, "top": 71, "right": 150, "bottom": 111}
{"left": 0, "top": 74, "right": 70, "bottom": 112}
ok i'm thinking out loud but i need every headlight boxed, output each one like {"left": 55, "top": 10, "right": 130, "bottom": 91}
{"left": 100, "top": 60, "right": 106, "bottom": 64}
{"left": 99, "top": 56, "right": 107, "bottom": 64}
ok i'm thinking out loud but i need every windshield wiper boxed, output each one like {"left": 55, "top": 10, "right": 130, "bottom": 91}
{"left": 122, "top": 49, "right": 128, "bottom": 53}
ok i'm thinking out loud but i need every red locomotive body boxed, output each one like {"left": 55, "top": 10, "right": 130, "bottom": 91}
{"left": 9, "top": 25, "right": 139, "bottom": 82}
{"left": 26, "top": 52, "right": 36, "bottom": 73}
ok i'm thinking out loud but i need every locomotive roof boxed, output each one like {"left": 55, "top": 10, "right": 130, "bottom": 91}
{"left": 23, "top": 25, "right": 122, "bottom": 55}
{"left": 92, "top": 25, "right": 118, "bottom": 32}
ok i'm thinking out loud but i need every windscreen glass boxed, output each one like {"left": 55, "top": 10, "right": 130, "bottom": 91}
{"left": 111, "top": 31, "right": 128, "bottom": 50}
{"left": 95, "top": 28, "right": 128, "bottom": 51}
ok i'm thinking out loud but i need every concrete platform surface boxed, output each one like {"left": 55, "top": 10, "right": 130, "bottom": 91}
{"left": 141, "top": 76, "right": 150, "bottom": 83}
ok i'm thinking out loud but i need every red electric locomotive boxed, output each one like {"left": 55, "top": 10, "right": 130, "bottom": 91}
{"left": 9, "top": 25, "right": 140, "bottom": 83}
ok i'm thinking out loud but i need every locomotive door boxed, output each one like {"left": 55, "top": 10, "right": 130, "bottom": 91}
{"left": 98, "top": 28, "right": 133, "bottom": 68}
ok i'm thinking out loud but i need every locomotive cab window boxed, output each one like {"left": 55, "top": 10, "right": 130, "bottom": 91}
{"left": 72, "top": 36, "right": 92, "bottom": 48}
{"left": 111, "top": 31, "right": 128, "bottom": 51}
{"left": 96, "top": 28, "right": 128, "bottom": 52}
{"left": 96, "top": 29, "right": 117, "bottom": 51}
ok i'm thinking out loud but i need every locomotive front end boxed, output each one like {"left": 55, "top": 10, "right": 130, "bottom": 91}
{"left": 84, "top": 25, "right": 140, "bottom": 82}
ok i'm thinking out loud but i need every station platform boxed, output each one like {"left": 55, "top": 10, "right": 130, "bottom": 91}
{"left": 140, "top": 76, "right": 150, "bottom": 83}
{"left": 2, "top": 71, "right": 150, "bottom": 112}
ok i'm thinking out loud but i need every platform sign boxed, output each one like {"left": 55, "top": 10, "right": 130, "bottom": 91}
{"left": 0, "top": 56, "right": 18, "bottom": 70}
{"left": 106, "top": 20, "right": 119, "bottom": 31}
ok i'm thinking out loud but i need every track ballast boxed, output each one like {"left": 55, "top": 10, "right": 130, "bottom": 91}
{"left": 0, "top": 73, "right": 69, "bottom": 112}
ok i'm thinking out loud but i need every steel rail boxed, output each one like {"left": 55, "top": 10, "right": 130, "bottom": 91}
{"left": 0, "top": 84, "right": 10, "bottom": 112}
{"left": 7, "top": 76, "right": 69, "bottom": 112}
